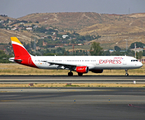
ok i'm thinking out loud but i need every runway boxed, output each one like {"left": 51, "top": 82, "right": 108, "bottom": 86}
{"left": 0, "top": 75, "right": 145, "bottom": 83}
{"left": 0, "top": 88, "right": 145, "bottom": 120}
{"left": 0, "top": 75, "right": 145, "bottom": 120}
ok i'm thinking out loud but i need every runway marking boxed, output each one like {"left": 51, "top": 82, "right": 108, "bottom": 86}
{"left": 0, "top": 100, "right": 15, "bottom": 102}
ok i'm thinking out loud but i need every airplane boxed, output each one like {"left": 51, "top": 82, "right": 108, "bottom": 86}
{"left": 9, "top": 37, "right": 143, "bottom": 76}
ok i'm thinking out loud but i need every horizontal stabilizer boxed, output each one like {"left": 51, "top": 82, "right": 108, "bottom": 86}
{"left": 9, "top": 57, "right": 15, "bottom": 62}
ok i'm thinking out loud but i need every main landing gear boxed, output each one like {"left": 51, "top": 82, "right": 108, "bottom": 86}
{"left": 125, "top": 69, "right": 129, "bottom": 76}
{"left": 78, "top": 73, "right": 83, "bottom": 76}
{"left": 68, "top": 71, "right": 83, "bottom": 76}
{"left": 68, "top": 71, "right": 73, "bottom": 76}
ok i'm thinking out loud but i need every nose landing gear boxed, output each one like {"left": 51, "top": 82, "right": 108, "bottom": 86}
{"left": 125, "top": 69, "right": 129, "bottom": 76}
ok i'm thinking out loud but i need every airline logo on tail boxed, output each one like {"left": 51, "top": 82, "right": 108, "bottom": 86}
{"left": 11, "top": 37, "right": 37, "bottom": 68}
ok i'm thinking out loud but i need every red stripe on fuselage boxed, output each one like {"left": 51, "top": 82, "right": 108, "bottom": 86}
{"left": 12, "top": 44, "right": 37, "bottom": 68}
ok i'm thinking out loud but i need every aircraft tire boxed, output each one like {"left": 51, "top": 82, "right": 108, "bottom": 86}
{"left": 125, "top": 73, "right": 129, "bottom": 76}
{"left": 78, "top": 73, "right": 83, "bottom": 76}
{"left": 68, "top": 72, "right": 73, "bottom": 76}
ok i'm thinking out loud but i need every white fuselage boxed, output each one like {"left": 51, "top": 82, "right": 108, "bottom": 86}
{"left": 31, "top": 56, "right": 143, "bottom": 70}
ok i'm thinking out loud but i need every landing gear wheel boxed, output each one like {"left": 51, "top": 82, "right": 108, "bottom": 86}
{"left": 78, "top": 73, "right": 83, "bottom": 76}
{"left": 68, "top": 72, "right": 73, "bottom": 76}
{"left": 125, "top": 73, "right": 129, "bottom": 76}
{"left": 125, "top": 69, "right": 129, "bottom": 76}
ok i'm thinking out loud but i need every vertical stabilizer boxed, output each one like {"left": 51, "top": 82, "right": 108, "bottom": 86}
{"left": 10, "top": 37, "right": 37, "bottom": 68}
{"left": 11, "top": 37, "right": 30, "bottom": 58}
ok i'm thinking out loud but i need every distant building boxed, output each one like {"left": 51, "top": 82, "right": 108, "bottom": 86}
{"left": 55, "top": 46, "right": 63, "bottom": 48}
{"left": 36, "top": 46, "right": 40, "bottom": 50}
{"left": 26, "top": 27, "right": 32, "bottom": 30}
{"left": 11, "top": 27, "right": 17, "bottom": 30}
{"left": 109, "top": 49, "right": 116, "bottom": 53}
{"left": 78, "top": 43, "right": 82, "bottom": 46}
{"left": 53, "top": 32, "right": 56, "bottom": 36}
{"left": 40, "top": 36, "right": 44, "bottom": 39}
{"left": 43, "top": 41, "right": 47, "bottom": 46}
{"left": 0, "top": 20, "right": 4, "bottom": 23}
{"left": 62, "top": 35, "right": 69, "bottom": 39}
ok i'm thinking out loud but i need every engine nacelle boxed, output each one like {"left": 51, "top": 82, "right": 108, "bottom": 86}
{"left": 76, "top": 66, "right": 89, "bottom": 73}
{"left": 90, "top": 69, "right": 103, "bottom": 73}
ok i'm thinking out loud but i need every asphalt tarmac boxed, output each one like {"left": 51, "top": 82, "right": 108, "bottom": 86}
{"left": 0, "top": 88, "right": 145, "bottom": 120}
{"left": 0, "top": 75, "right": 145, "bottom": 83}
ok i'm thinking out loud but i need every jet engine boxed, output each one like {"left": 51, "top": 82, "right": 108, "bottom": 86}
{"left": 76, "top": 66, "right": 89, "bottom": 73}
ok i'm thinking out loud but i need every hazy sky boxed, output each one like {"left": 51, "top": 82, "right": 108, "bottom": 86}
{"left": 0, "top": 0, "right": 145, "bottom": 18}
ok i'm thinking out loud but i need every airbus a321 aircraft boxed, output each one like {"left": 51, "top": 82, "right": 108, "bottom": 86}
{"left": 9, "top": 37, "right": 143, "bottom": 76}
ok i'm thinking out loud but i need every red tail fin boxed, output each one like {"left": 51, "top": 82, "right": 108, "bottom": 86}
{"left": 11, "top": 37, "right": 30, "bottom": 58}
{"left": 11, "top": 37, "right": 37, "bottom": 68}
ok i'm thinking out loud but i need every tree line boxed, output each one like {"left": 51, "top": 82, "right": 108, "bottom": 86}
{"left": 0, "top": 41, "right": 145, "bottom": 63}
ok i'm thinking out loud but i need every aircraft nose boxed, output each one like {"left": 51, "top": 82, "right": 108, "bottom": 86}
{"left": 139, "top": 62, "right": 143, "bottom": 67}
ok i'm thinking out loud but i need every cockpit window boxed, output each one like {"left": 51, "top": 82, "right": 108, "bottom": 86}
{"left": 131, "top": 60, "right": 138, "bottom": 62}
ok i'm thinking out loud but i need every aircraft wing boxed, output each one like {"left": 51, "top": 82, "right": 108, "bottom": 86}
{"left": 44, "top": 61, "right": 76, "bottom": 66}
{"left": 42, "top": 60, "right": 87, "bottom": 70}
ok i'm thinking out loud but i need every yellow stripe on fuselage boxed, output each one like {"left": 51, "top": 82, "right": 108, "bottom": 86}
{"left": 11, "top": 37, "right": 23, "bottom": 45}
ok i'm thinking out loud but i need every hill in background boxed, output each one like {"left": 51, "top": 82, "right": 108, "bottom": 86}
{"left": 0, "top": 12, "right": 145, "bottom": 49}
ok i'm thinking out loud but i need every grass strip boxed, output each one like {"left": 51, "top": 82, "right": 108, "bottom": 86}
{"left": 0, "top": 63, "right": 144, "bottom": 75}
